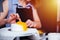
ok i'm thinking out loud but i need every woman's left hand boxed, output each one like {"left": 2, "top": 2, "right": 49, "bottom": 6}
{"left": 26, "top": 19, "right": 37, "bottom": 28}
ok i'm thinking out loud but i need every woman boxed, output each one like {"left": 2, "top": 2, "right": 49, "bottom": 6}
{"left": 2, "top": 0, "right": 41, "bottom": 29}
{"left": 16, "top": 0, "right": 41, "bottom": 28}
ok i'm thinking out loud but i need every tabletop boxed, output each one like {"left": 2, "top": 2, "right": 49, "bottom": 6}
{"left": 0, "top": 27, "right": 40, "bottom": 40}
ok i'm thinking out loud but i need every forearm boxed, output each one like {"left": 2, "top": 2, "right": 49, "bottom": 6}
{"left": 32, "top": 8, "right": 41, "bottom": 28}
{"left": 1, "top": 0, "right": 8, "bottom": 19}
{"left": 0, "top": 12, "right": 8, "bottom": 26}
{"left": 0, "top": 12, "right": 8, "bottom": 19}
{"left": 0, "top": 19, "right": 7, "bottom": 26}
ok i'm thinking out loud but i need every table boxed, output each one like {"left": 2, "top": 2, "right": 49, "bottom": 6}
{"left": 0, "top": 27, "right": 41, "bottom": 40}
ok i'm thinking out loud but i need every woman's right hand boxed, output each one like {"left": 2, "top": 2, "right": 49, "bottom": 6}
{"left": 7, "top": 14, "right": 21, "bottom": 24}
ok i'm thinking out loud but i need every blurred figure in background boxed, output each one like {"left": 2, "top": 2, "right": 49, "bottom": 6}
{"left": 0, "top": 12, "right": 20, "bottom": 26}
{"left": 0, "top": 0, "right": 20, "bottom": 27}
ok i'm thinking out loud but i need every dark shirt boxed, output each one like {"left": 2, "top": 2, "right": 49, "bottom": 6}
{"left": 16, "top": 5, "right": 33, "bottom": 22}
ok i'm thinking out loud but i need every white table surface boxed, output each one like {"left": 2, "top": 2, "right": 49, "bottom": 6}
{"left": 48, "top": 33, "right": 60, "bottom": 40}
{"left": 0, "top": 27, "right": 40, "bottom": 40}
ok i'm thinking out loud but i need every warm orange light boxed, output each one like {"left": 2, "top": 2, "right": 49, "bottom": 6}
{"left": 57, "top": 0, "right": 60, "bottom": 4}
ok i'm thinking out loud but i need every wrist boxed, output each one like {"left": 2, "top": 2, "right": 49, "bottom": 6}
{"left": 4, "top": 19, "right": 8, "bottom": 24}
{"left": 33, "top": 21, "right": 41, "bottom": 28}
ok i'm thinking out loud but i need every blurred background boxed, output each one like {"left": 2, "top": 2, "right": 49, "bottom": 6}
{"left": 37, "top": 0, "right": 57, "bottom": 32}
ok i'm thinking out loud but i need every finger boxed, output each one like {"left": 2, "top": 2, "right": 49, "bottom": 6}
{"left": 10, "top": 14, "right": 15, "bottom": 17}
{"left": 9, "top": 14, "right": 16, "bottom": 21}
{"left": 27, "top": 22, "right": 31, "bottom": 27}
{"left": 26, "top": 20, "right": 30, "bottom": 27}
{"left": 26, "top": 19, "right": 31, "bottom": 24}
{"left": 16, "top": 14, "right": 19, "bottom": 18}
{"left": 26, "top": 19, "right": 33, "bottom": 27}
{"left": 26, "top": 20, "right": 30, "bottom": 26}
{"left": 29, "top": 23, "right": 34, "bottom": 27}
{"left": 16, "top": 14, "right": 21, "bottom": 21}
{"left": 10, "top": 20, "right": 16, "bottom": 24}
{"left": 10, "top": 14, "right": 16, "bottom": 19}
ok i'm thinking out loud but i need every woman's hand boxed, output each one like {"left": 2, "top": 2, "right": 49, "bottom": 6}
{"left": 26, "top": 19, "right": 40, "bottom": 28}
{"left": 7, "top": 14, "right": 16, "bottom": 24}
{"left": 7, "top": 14, "right": 21, "bottom": 24}
{"left": 26, "top": 19, "right": 34, "bottom": 28}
